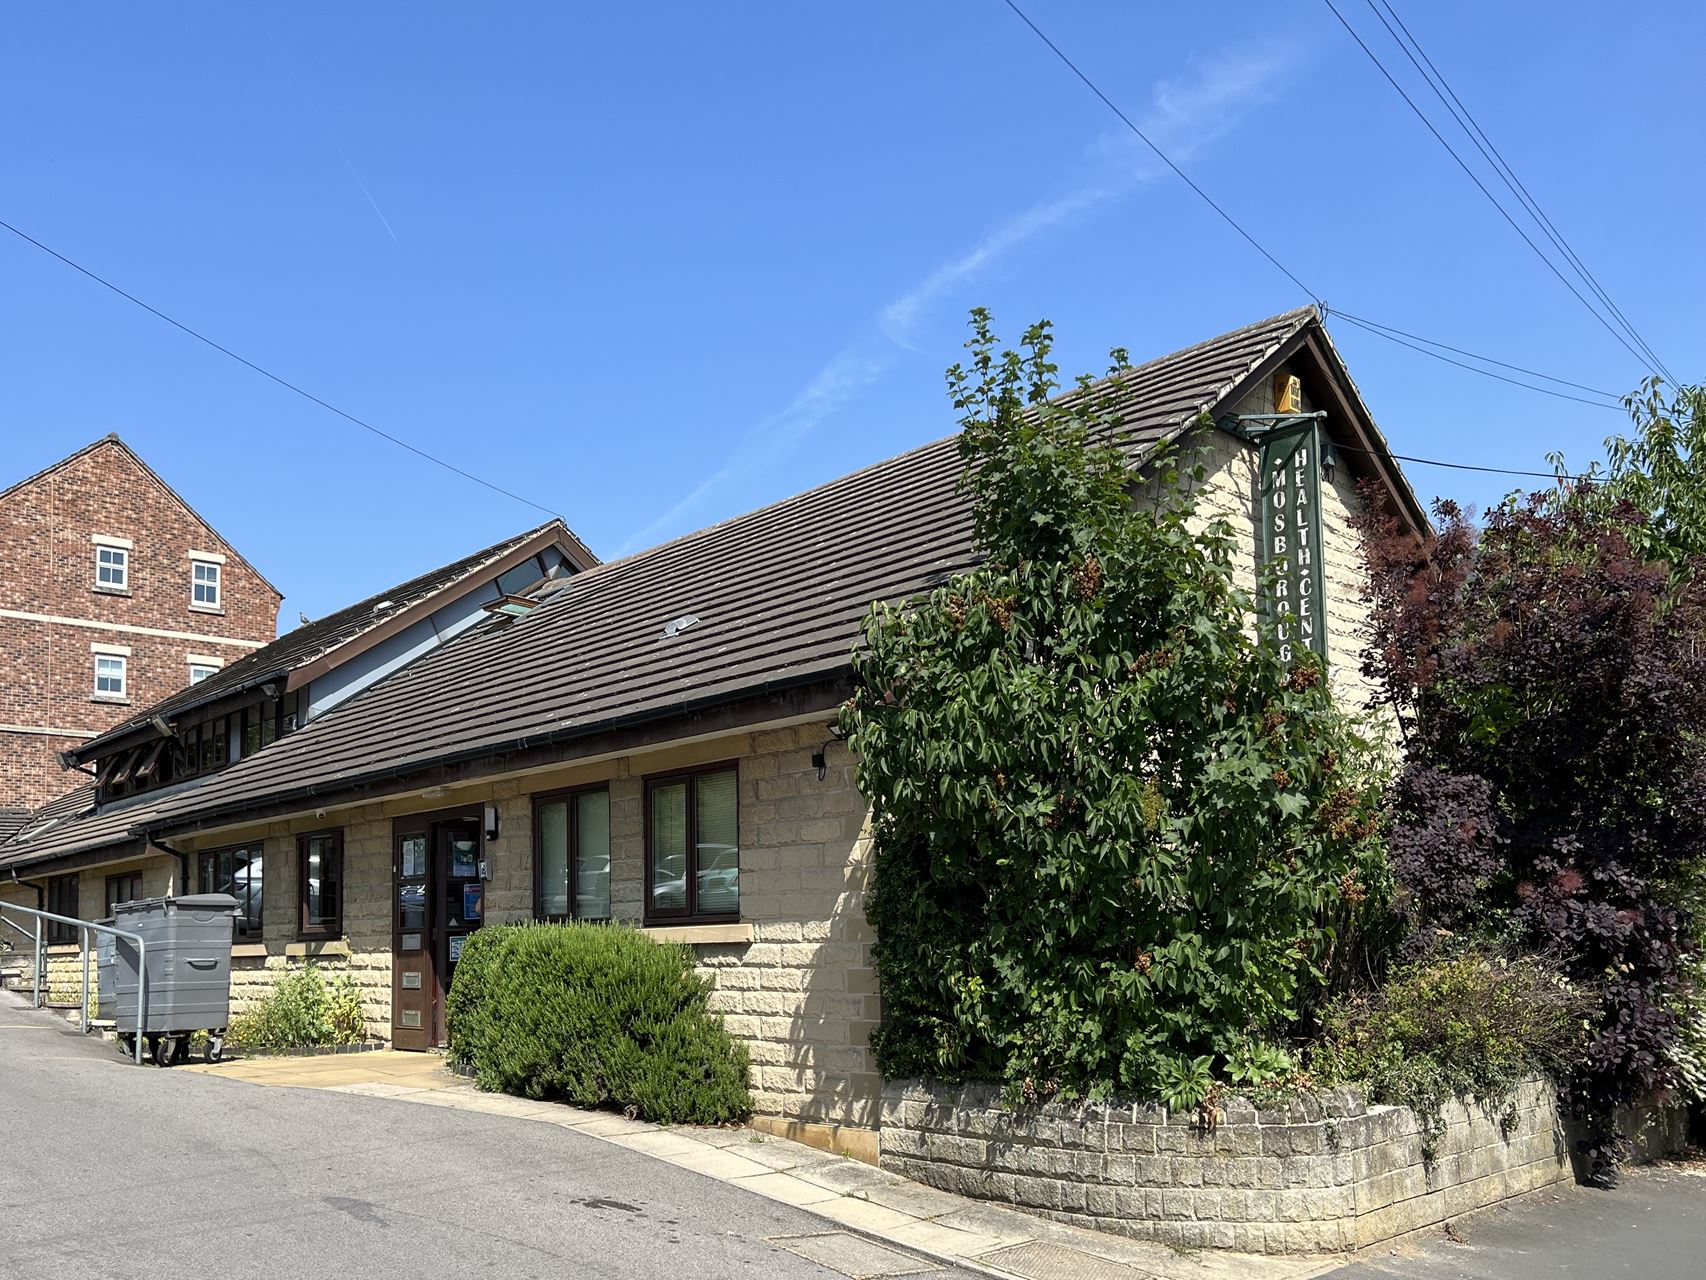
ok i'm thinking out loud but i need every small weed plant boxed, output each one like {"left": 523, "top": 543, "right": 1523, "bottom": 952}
{"left": 227, "top": 963, "right": 367, "bottom": 1050}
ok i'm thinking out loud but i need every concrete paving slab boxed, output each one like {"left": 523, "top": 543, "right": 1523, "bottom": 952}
{"left": 811, "top": 1195, "right": 927, "bottom": 1235}
{"left": 731, "top": 1171, "right": 846, "bottom": 1207}
{"left": 663, "top": 1145, "right": 778, "bottom": 1181}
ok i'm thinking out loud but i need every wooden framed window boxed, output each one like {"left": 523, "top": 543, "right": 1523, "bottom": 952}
{"left": 297, "top": 830, "right": 343, "bottom": 939}
{"left": 105, "top": 871, "right": 144, "bottom": 916}
{"left": 644, "top": 763, "right": 738, "bottom": 923}
{"left": 199, "top": 845, "right": 264, "bottom": 938}
{"left": 533, "top": 786, "right": 611, "bottom": 922}
{"left": 46, "top": 874, "right": 80, "bottom": 943}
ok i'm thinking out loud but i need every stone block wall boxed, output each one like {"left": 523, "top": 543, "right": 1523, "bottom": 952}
{"left": 880, "top": 1078, "right": 1595, "bottom": 1253}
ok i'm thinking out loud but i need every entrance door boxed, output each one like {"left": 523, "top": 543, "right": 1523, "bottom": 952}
{"left": 433, "top": 818, "right": 483, "bottom": 1046}
{"left": 391, "top": 810, "right": 485, "bottom": 1050}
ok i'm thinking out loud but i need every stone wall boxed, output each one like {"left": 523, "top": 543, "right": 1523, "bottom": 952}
{"left": 880, "top": 1077, "right": 1603, "bottom": 1253}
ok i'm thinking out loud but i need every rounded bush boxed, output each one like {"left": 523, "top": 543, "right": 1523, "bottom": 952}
{"left": 445, "top": 922, "right": 752, "bottom": 1125}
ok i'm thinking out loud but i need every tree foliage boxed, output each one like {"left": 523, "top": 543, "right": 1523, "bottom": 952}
{"left": 841, "top": 311, "right": 1385, "bottom": 1107}
{"left": 1358, "top": 489, "right": 1706, "bottom": 1175}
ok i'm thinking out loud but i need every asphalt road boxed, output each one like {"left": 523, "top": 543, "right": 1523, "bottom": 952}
{"left": 0, "top": 992, "right": 971, "bottom": 1280}
{"left": 1323, "top": 1164, "right": 1706, "bottom": 1280}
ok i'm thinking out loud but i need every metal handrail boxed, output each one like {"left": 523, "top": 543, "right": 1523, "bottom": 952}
{"left": 0, "top": 903, "right": 148, "bottom": 1065}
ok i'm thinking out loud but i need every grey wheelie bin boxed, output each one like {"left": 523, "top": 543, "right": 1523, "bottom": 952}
{"left": 111, "top": 894, "right": 238, "bottom": 1066}
{"left": 95, "top": 917, "right": 116, "bottom": 1018}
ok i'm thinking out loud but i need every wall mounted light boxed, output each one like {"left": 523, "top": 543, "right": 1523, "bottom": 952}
{"left": 811, "top": 730, "right": 846, "bottom": 782}
{"left": 484, "top": 803, "right": 501, "bottom": 842}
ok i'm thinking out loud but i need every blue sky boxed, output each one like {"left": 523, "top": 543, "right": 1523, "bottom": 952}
{"left": 3, "top": 2, "right": 1700, "bottom": 625}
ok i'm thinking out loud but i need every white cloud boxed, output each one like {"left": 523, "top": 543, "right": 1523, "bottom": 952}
{"left": 614, "top": 45, "right": 1298, "bottom": 555}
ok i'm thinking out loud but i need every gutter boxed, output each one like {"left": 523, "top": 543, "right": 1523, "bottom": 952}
{"left": 154, "top": 665, "right": 853, "bottom": 837}
{"left": 9, "top": 870, "right": 45, "bottom": 910}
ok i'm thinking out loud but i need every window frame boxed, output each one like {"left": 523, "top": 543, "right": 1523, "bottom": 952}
{"left": 46, "top": 874, "right": 80, "bottom": 944}
{"left": 197, "top": 844, "right": 264, "bottom": 939}
{"left": 94, "top": 543, "right": 129, "bottom": 592}
{"left": 93, "top": 653, "right": 127, "bottom": 700}
{"left": 643, "top": 761, "right": 740, "bottom": 925}
{"left": 105, "top": 871, "right": 144, "bottom": 917}
{"left": 531, "top": 783, "right": 612, "bottom": 923}
{"left": 191, "top": 558, "right": 222, "bottom": 610}
{"left": 188, "top": 663, "right": 218, "bottom": 685}
{"left": 296, "top": 829, "right": 344, "bottom": 940}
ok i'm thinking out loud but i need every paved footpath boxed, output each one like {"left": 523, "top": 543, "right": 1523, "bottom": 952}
{"left": 6, "top": 989, "right": 1701, "bottom": 1278}
{"left": 181, "top": 1043, "right": 1328, "bottom": 1280}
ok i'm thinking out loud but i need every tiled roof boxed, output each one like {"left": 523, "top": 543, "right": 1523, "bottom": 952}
{"left": 0, "top": 307, "right": 1345, "bottom": 867}
{"left": 70, "top": 518, "right": 584, "bottom": 762}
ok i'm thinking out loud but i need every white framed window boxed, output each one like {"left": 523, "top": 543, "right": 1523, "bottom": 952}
{"left": 189, "top": 664, "right": 218, "bottom": 685}
{"left": 191, "top": 559, "right": 222, "bottom": 610}
{"left": 94, "top": 654, "right": 127, "bottom": 699}
{"left": 95, "top": 544, "right": 128, "bottom": 591}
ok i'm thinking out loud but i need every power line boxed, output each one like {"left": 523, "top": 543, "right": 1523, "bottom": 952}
{"left": 1328, "top": 309, "right": 1621, "bottom": 398}
{"left": 0, "top": 217, "right": 564, "bottom": 521}
{"left": 1328, "top": 312, "right": 1625, "bottom": 411}
{"left": 1361, "top": 0, "right": 1676, "bottom": 385}
{"left": 1335, "top": 439, "right": 1594, "bottom": 483}
{"left": 995, "top": 2, "right": 1633, "bottom": 415}
{"left": 1318, "top": 0, "right": 1662, "bottom": 381}
{"left": 997, "top": 0, "right": 1319, "bottom": 302}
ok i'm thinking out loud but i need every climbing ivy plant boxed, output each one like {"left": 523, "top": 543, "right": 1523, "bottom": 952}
{"left": 841, "top": 310, "right": 1384, "bottom": 1105}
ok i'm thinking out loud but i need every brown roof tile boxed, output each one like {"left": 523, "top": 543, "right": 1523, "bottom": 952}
{"left": 1, "top": 308, "right": 1331, "bottom": 867}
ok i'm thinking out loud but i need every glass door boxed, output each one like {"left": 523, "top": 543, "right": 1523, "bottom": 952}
{"left": 391, "top": 825, "right": 434, "bottom": 1051}
{"left": 434, "top": 818, "right": 484, "bottom": 1045}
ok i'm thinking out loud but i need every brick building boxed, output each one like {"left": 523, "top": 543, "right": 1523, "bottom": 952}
{"left": 0, "top": 435, "right": 281, "bottom": 817}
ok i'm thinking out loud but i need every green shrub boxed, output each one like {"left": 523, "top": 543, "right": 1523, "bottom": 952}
{"left": 445, "top": 922, "right": 752, "bottom": 1125}
{"left": 1312, "top": 951, "right": 1591, "bottom": 1154}
{"left": 227, "top": 964, "right": 368, "bottom": 1050}
{"left": 842, "top": 310, "right": 1389, "bottom": 1105}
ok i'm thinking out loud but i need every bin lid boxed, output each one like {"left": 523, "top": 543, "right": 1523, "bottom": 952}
{"left": 170, "top": 893, "right": 240, "bottom": 913}
{"left": 113, "top": 893, "right": 240, "bottom": 915}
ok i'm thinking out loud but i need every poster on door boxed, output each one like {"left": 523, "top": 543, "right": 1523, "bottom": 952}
{"left": 463, "top": 882, "right": 484, "bottom": 922}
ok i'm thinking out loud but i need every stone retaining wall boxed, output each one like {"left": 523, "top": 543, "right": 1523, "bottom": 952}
{"left": 881, "top": 1077, "right": 1599, "bottom": 1253}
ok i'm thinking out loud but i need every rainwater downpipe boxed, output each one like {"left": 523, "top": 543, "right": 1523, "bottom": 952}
{"left": 148, "top": 838, "right": 193, "bottom": 896}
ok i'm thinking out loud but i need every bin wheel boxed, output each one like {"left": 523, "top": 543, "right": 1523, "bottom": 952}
{"left": 152, "top": 1035, "right": 175, "bottom": 1067}
{"left": 205, "top": 1036, "right": 224, "bottom": 1064}
{"left": 117, "top": 1034, "right": 134, "bottom": 1057}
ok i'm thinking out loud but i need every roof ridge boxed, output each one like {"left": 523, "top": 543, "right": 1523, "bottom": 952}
{"left": 574, "top": 305, "right": 1319, "bottom": 588}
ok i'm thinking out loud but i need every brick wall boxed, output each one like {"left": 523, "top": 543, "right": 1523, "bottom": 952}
{"left": 0, "top": 437, "right": 281, "bottom": 811}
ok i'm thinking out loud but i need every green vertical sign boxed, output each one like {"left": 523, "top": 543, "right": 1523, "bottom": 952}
{"left": 1257, "top": 422, "right": 1328, "bottom": 664}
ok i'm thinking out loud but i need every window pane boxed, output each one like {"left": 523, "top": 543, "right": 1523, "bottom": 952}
{"left": 575, "top": 791, "right": 611, "bottom": 920}
{"left": 650, "top": 782, "right": 687, "bottom": 912}
{"left": 538, "top": 800, "right": 570, "bottom": 917}
{"left": 304, "top": 837, "right": 339, "bottom": 928}
{"left": 238, "top": 851, "right": 262, "bottom": 937}
{"left": 695, "top": 769, "right": 739, "bottom": 916}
